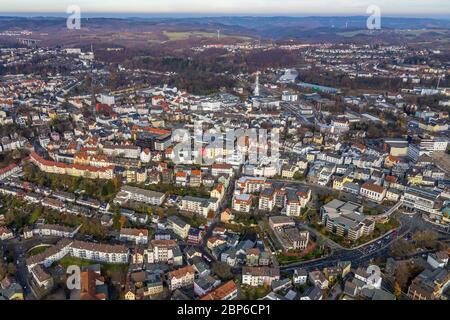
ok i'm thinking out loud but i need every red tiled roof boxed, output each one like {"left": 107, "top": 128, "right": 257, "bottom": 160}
{"left": 31, "top": 152, "right": 114, "bottom": 173}
{"left": 200, "top": 281, "right": 237, "bottom": 300}
{"left": 362, "top": 183, "right": 386, "bottom": 194}
{"left": 168, "top": 265, "right": 195, "bottom": 280}
{"left": 0, "top": 163, "right": 17, "bottom": 175}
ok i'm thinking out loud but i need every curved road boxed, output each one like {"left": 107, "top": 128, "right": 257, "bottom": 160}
{"left": 280, "top": 212, "right": 418, "bottom": 272}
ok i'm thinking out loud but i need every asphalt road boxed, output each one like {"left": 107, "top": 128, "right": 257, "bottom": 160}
{"left": 2, "top": 236, "right": 60, "bottom": 299}
{"left": 280, "top": 212, "right": 440, "bottom": 273}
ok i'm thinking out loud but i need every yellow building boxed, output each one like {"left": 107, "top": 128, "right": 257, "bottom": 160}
{"left": 146, "top": 283, "right": 164, "bottom": 296}
{"left": 124, "top": 291, "right": 135, "bottom": 300}
{"left": 407, "top": 175, "right": 423, "bottom": 185}
{"left": 333, "top": 176, "right": 353, "bottom": 191}
{"left": 313, "top": 134, "right": 324, "bottom": 145}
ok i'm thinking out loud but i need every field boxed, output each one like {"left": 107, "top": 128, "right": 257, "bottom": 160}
{"left": 336, "top": 30, "right": 374, "bottom": 37}
{"left": 163, "top": 31, "right": 252, "bottom": 42}
{"left": 336, "top": 28, "right": 450, "bottom": 41}
{"left": 395, "top": 29, "right": 449, "bottom": 36}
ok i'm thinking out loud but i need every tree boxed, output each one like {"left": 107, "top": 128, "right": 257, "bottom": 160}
{"left": 29, "top": 207, "right": 42, "bottom": 224}
{"left": 390, "top": 239, "right": 416, "bottom": 258}
{"left": 0, "top": 257, "right": 6, "bottom": 281}
{"left": 212, "top": 262, "right": 233, "bottom": 281}
{"left": 395, "top": 261, "right": 423, "bottom": 291}
{"left": 7, "top": 263, "right": 16, "bottom": 276}
{"left": 395, "top": 263, "right": 410, "bottom": 290}
{"left": 412, "top": 230, "right": 438, "bottom": 249}
{"left": 394, "top": 282, "right": 402, "bottom": 299}
{"left": 112, "top": 213, "right": 121, "bottom": 230}
{"left": 156, "top": 208, "right": 166, "bottom": 219}
{"left": 119, "top": 216, "right": 127, "bottom": 228}
{"left": 293, "top": 171, "right": 305, "bottom": 181}
{"left": 112, "top": 177, "right": 121, "bottom": 190}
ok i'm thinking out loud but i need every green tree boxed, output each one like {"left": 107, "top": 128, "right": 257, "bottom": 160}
{"left": 7, "top": 263, "right": 16, "bottom": 276}
{"left": 212, "top": 262, "right": 233, "bottom": 281}
{"left": 293, "top": 171, "right": 305, "bottom": 181}
{"left": 112, "top": 213, "right": 121, "bottom": 230}
{"left": 29, "top": 207, "right": 42, "bottom": 224}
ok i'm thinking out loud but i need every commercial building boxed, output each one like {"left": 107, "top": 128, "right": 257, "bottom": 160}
{"left": 320, "top": 199, "right": 375, "bottom": 241}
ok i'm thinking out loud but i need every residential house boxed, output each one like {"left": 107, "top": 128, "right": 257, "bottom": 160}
{"left": 167, "top": 265, "right": 196, "bottom": 291}
{"left": 200, "top": 280, "right": 238, "bottom": 300}
{"left": 241, "top": 267, "right": 280, "bottom": 287}
{"left": 119, "top": 228, "right": 149, "bottom": 245}
{"left": 167, "top": 216, "right": 191, "bottom": 239}
{"left": 309, "top": 270, "right": 329, "bottom": 289}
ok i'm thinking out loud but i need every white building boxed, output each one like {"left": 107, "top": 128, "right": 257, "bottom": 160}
{"left": 167, "top": 266, "right": 196, "bottom": 291}
{"left": 69, "top": 241, "right": 129, "bottom": 264}
{"left": 232, "top": 194, "right": 253, "bottom": 213}
{"left": 119, "top": 228, "right": 149, "bottom": 245}
{"left": 427, "top": 252, "right": 448, "bottom": 269}
{"left": 360, "top": 183, "right": 387, "bottom": 203}
{"left": 293, "top": 268, "right": 308, "bottom": 285}
{"left": 241, "top": 267, "right": 280, "bottom": 287}
{"left": 140, "top": 148, "right": 152, "bottom": 163}
{"left": 33, "top": 224, "right": 81, "bottom": 238}
{"left": 114, "top": 186, "right": 166, "bottom": 206}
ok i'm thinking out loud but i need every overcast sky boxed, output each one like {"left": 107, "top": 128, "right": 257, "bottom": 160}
{"left": 1, "top": 0, "right": 449, "bottom": 17}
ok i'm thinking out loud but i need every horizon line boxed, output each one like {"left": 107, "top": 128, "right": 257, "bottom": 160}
{"left": 1, "top": 12, "right": 450, "bottom": 20}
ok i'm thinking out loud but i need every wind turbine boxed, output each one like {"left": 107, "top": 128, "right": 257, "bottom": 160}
{"left": 436, "top": 75, "right": 442, "bottom": 89}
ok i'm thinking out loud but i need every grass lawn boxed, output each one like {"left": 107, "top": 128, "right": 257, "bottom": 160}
{"left": 276, "top": 246, "right": 326, "bottom": 266}
{"left": 276, "top": 254, "right": 303, "bottom": 265}
{"left": 28, "top": 245, "right": 51, "bottom": 257}
{"left": 58, "top": 256, "right": 95, "bottom": 268}
{"left": 375, "top": 218, "right": 400, "bottom": 235}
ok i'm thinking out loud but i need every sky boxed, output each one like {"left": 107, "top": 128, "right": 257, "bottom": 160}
{"left": 1, "top": 0, "right": 450, "bottom": 18}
